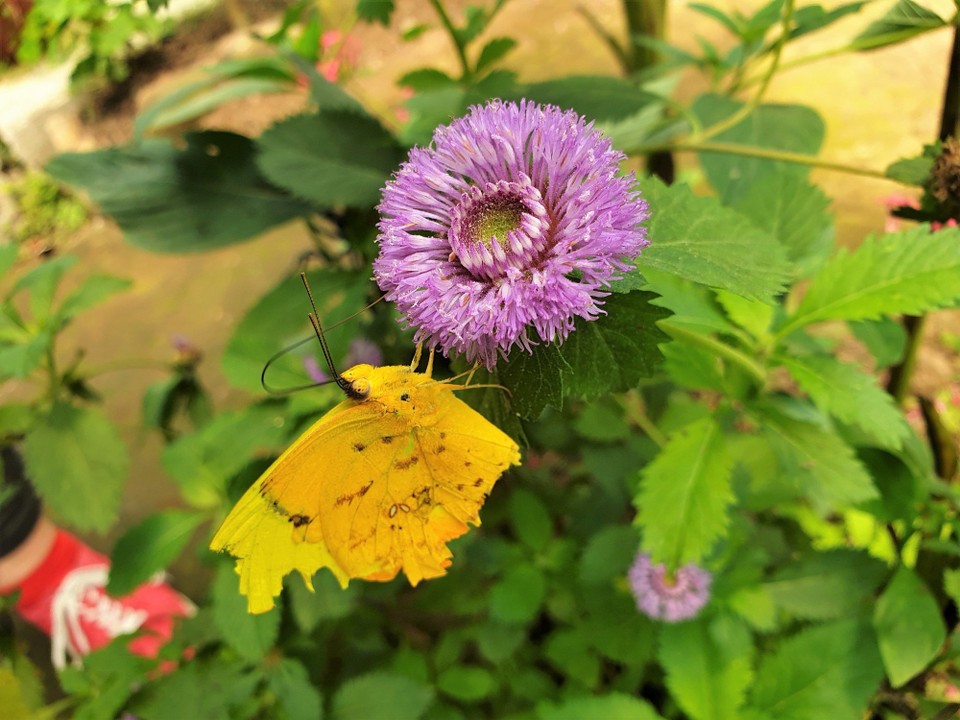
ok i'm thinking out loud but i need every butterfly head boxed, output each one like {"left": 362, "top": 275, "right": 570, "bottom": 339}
{"left": 340, "top": 364, "right": 375, "bottom": 401}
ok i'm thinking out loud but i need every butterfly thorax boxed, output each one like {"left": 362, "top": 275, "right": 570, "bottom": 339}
{"left": 340, "top": 364, "right": 447, "bottom": 426}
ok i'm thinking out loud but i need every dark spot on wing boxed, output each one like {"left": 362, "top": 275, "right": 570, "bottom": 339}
{"left": 437, "top": 445, "right": 446, "bottom": 454}
{"left": 464, "top": 461, "right": 472, "bottom": 467}
{"left": 289, "top": 514, "right": 309, "bottom": 527}
{"left": 381, "top": 435, "right": 394, "bottom": 444}
{"left": 354, "top": 442, "right": 366, "bottom": 452}
{"left": 439, "top": 432, "right": 446, "bottom": 439}
{"left": 395, "top": 455, "right": 420, "bottom": 470}
{"left": 335, "top": 481, "right": 374, "bottom": 506}
{"left": 474, "top": 478, "right": 483, "bottom": 487}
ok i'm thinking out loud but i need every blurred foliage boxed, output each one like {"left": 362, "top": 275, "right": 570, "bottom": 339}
{"left": 3, "top": 0, "right": 960, "bottom": 719}
{"left": 3, "top": 171, "right": 87, "bottom": 247}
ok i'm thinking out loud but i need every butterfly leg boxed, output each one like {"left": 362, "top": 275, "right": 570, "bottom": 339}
{"left": 409, "top": 343, "right": 423, "bottom": 372}
{"left": 425, "top": 349, "right": 435, "bottom": 378}
{"left": 464, "top": 361, "right": 480, "bottom": 387}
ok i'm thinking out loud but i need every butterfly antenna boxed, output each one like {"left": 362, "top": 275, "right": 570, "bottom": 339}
{"left": 301, "top": 272, "right": 352, "bottom": 395}
{"left": 260, "top": 335, "right": 326, "bottom": 395}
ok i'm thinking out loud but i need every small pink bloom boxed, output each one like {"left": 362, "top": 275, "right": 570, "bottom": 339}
{"left": 628, "top": 552, "right": 711, "bottom": 623}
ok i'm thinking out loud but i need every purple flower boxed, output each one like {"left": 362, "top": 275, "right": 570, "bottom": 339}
{"left": 374, "top": 100, "right": 650, "bottom": 369}
{"left": 628, "top": 552, "right": 711, "bottom": 623}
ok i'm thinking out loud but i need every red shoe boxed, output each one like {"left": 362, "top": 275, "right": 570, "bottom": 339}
{"left": 1, "top": 529, "right": 194, "bottom": 669}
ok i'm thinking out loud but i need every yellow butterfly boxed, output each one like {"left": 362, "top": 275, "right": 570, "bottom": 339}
{"left": 210, "top": 282, "right": 521, "bottom": 613}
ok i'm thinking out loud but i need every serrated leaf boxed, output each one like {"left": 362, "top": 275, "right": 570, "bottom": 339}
{"left": 286, "top": 571, "right": 358, "bottom": 632}
{"left": 437, "top": 666, "right": 497, "bottom": 702}
{"left": 130, "top": 655, "right": 258, "bottom": 720}
{"left": 490, "top": 564, "right": 546, "bottom": 624}
{"left": 636, "top": 177, "right": 790, "bottom": 302}
{"left": 558, "top": 291, "right": 671, "bottom": 398}
{"left": 212, "top": 563, "right": 279, "bottom": 662}
{"left": 636, "top": 416, "right": 734, "bottom": 565}
{"left": 659, "top": 615, "right": 753, "bottom": 720}
{"left": 849, "top": 317, "right": 907, "bottom": 368}
{"left": 764, "top": 549, "right": 887, "bottom": 620}
{"left": 267, "top": 658, "right": 323, "bottom": 720}
{"left": 537, "top": 693, "right": 664, "bottom": 720}
{"left": 475, "top": 37, "right": 517, "bottom": 73}
{"left": 46, "top": 132, "right": 308, "bottom": 252}
{"left": 22, "top": 402, "right": 127, "bottom": 532}
{"left": 714, "top": 290, "right": 774, "bottom": 339}
{"left": 10, "top": 255, "right": 76, "bottom": 323}
{"left": 330, "top": 671, "right": 433, "bottom": 720}
{"left": 398, "top": 68, "right": 457, "bottom": 91}
{"left": 779, "top": 354, "right": 909, "bottom": 449}
{"left": 783, "top": 225, "right": 960, "bottom": 335}
{"left": 733, "top": 172, "right": 833, "bottom": 276}
{"left": 851, "top": 0, "right": 946, "bottom": 51}
{"left": 755, "top": 401, "right": 878, "bottom": 511}
{"left": 873, "top": 566, "right": 946, "bottom": 687}
{"left": 499, "top": 291, "right": 669, "bottom": 418}
{"left": 746, "top": 619, "right": 883, "bottom": 718}
{"left": 693, "top": 94, "right": 825, "bottom": 204}
{"left": 256, "top": 111, "right": 403, "bottom": 208}
{"left": 107, "top": 510, "right": 205, "bottom": 596}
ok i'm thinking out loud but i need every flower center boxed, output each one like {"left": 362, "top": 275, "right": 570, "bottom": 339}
{"left": 448, "top": 177, "right": 549, "bottom": 281}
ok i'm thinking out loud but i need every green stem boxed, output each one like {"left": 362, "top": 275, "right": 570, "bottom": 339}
{"left": 695, "top": 0, "right": 794, "bottom": 143}
{"left": 738, "top": 44, "right": 850, "bottom": 90}
{"left": 641, "top": 140, "right": 891, "bottom": 179}
{"left": 618, "top": 390, "right": 667, "bottom": 447}
{"left": 622, "top": 0, "right": 667, "bottom": 72}
{"left": 427, "top": 0, "right": 471, "bottom": 81}
{"left": 663, "top": 321, "right": 767, "bottom": 388}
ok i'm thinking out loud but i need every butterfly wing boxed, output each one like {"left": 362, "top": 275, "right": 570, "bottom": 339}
{"left": 210, "top": 399, "right": 408, "bottom": 613}
{"left": 316, "top": 383, "right": 521, "bottom": 585}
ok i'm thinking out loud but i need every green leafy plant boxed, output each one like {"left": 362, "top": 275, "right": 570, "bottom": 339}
{"left": 4, "top": 1, "right": 960, "bottom": 718}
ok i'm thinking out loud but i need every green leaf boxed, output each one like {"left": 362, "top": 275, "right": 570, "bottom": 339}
{"left": 212, "top": 562, "right": 280, "bottom": 663}
{"left": 733, "top": 172, "right": 834, "bottom": 276}
{"left": 10, "top": 255, "right": 77, "bottom": 323}
{"left": 558, "top": 290, "right": 670, "bottom": 398}
{"left": 256, "top": 111, "right": 404, "bottom": 208}
{"left": 754, "top": 401, "right": 877, "bottom": 511}
{"left": 286, "top": 570, "right": 358, "bottom": 632}
{"left": 781, "top": 225, "right": 960, "bottom": 335}
{"left": 849, "top": 317, "right": 907, "bottom": 368}
{"left": 161, "top": 405, "right": 289, "bottom": 508}
{"left": 885, "top": 153, "right": 934, "bottom": 186}
{"left": 0, "top": 331, "right": 50, "bottom": 380}
{"left": 636, "top": 416, "right": 735, "bottom": 565}
{"left": 873, "top": 566, "right": 946, "bottom": 687}
{"left": 22, "top": 402, "right": 127, "bottom": 532}
{"left": 0, "top": 666, "right": 35, "bottom": 720}
{"left": 508, "top": 488, "right": 552, "bottom": 551}
{"left": 537, "top": 693, "right": 664, "bottom": 720}
{"left": 490, "top": 564, "right": 546, "bottom": 624}
{"left": 500, "top": 291, "right": 669, "bottom": 418}
{"left": 330, "top": 671, "right": 433, "bottom": 720}
{"left": 222, "top": 268, "right": 370, "bottom": 392}
{"left": 436, "top": 666, "right": 497, "bottom": 702}
{"left": 764, "top": 549, "right": 887, "bottom": 621}
{"left": 267, "top": 658, "right": 323, "bottom": 720}
{"left": 746, "top": 619, "right": 883, "bottom": 718}
{"left": 944, "top": 568, "right": 960, "bottom": 607}
{"left": 475, "top": 37, "right": 517, "bottom": 74}
{"left": 398, "top": 68, "right": 457, "bottom": 91}
{"left": 778, "top": 354, "right": 909, "bottom": 449}
{"left": 714, "top": 290, "right": 774, "bottom": 340}
{"left": 516, "top": 76, "right": 660, "bottom": 122}
{"left": 579, "top": 525, "right": 640, "bottom": 586}
{"left": 55, "top": 274, "right": 131, "bottom": 322}
{"left": 544, "top": 629, "right": 600, "bottom": 688}
{"left": 107, "top": 510, "right": 205, "bottom": 596}
{"left": 131, "top": 655, "right": 258, "bottom": 720}
{"left": 46, "top": 132, "right": 308, "bottom": 252}
{"left": 693, "top": 94, "right": 825, "bottom": 204}
{"left": 636, "top": 177, "right": 791, "bottom": 303}
{"left": 0, "top": 243, "right": 19, "bottom": 278}
{"left": 851, "top": 0, "right": 946, "bottom": 51}
{"left": 357, "top": 0, "right": 394, "bottom": 25}
{"left": 0, "top": 404, "right": 34, "bottom": 437}
{"left": 659, "top": 615, "right": 754, "bottom": 720}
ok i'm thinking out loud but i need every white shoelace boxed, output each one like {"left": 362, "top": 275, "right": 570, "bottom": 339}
{"left": 49, "top": 565, "right": 148, "bottom": 670}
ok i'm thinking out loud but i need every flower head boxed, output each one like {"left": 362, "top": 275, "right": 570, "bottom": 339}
{"left": 374, "top": 100, "right": 649, "bottom": 368}
{"left": 628, "top": 552, "right": 711, "bottom": 623}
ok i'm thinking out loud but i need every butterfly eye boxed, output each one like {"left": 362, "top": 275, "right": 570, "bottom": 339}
{"left": 400, "top": 393, "right": 410, "bottom": 402}
{"left": 347, "top": 378, "right": 372, "bottom": 400}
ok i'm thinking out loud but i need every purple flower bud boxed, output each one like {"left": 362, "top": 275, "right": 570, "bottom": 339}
{"left": 374, "top": 100, "right": 650, "bottom": 369}
{"left": 628, "top": 552, "right": 711, "bottom": 623}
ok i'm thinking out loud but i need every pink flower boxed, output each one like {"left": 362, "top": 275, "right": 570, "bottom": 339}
{"left": 628, "top": 552, "right": 711, "bottom": 623}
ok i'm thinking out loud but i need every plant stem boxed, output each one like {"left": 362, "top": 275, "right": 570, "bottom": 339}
{"left": 887, "top": 24, "right": 960, "bottom": 404}
{"left": 619, "top": 390, "right": 667, "bottom": 447}
{"left": 662, "top": 321, "right": 767, "bottom": 388}
{"left": 694, "top": 0, "right": 795, "bottom": 143}
{"left": 622, "top": 0, "right": 666, "bottom": 72}
{"left": 427, "top": 0, "right": 471, "bottom": 81}
{"left": 647, "top": 140, "right": 891, "bottom": 179}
